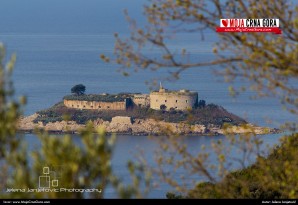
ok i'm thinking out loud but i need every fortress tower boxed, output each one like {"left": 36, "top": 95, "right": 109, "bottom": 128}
{"left": 149, "top": 84, "right": 198, "bottom": 110}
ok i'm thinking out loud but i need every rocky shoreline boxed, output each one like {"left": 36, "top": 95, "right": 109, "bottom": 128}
{"left": 17, "top": 114, "right": 280, "bottom": 136}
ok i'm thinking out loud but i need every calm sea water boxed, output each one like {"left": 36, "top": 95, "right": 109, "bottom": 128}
{"left": 0, "top": 0, "right": 296, "bottom": 198}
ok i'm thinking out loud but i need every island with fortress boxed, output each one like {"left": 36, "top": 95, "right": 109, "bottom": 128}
{"left": 17, "top": 84, "right": 279, "bottom": 135}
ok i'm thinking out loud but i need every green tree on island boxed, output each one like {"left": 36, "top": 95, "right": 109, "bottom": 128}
{"left": 71, "top": 84, "right": 86, "bottom": 96}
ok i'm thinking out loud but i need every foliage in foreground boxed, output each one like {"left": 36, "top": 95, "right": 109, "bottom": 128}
{"left": 5, "top": 123, "right": 150, "bottom": 199}
{"left": 104, "top": 1, "right": 298, "bottom": 198}
{"left": 0, "top": 44, "right": 150, "bottom": 199}
{"left": 166, "top": 133, "right": 298, "bottom": 199}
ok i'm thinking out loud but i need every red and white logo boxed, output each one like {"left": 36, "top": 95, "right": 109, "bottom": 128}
{"left": 216, "top": 19, "right": 282, "bottom": 34}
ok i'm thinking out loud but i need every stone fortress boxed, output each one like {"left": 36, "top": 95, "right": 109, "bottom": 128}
{"left": 63, "top": 84, "right": 198, "bottom": 111}
{"left": 150, "top": 84, "right": 198, "bottom": 110}
{"left": 64, "top": 99, "right": 127, "bottom": 110}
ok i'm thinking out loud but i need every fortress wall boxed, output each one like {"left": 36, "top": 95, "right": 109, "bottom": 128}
{"left": 64, "top": 100, "right": 126, "bottom": 110}
{"left": 133, "top": 94, "right": 150, "bottom": 107}
{"left": 150, "top": 92, "right": 198, "bottom": 110}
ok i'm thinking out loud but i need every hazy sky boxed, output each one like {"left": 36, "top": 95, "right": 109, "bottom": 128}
{"left": 0, "top": 0, "right": 147, "bottom": 34}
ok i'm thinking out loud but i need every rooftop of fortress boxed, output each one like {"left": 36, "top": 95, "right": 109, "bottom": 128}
{"left": 63, "top": 93, "right": 133, "bottom": 102}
